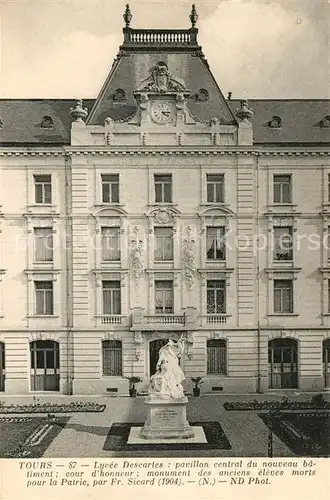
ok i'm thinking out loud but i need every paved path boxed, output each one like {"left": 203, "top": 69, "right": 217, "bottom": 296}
{"left": 33, "top": 394, "right": 297, "bottom": 458}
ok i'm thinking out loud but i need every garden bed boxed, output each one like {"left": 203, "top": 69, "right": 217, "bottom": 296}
{"left": 259, "top": 412, "right": 330, "bottom": 457}
{"left": 0, "top": 416, "right": 70, "bottom": 458}
{"left": 224, "top": 395, "right": 330, "bottom": 411}
{"left": 0, "top": 401, "right": 106, "bottom": 414}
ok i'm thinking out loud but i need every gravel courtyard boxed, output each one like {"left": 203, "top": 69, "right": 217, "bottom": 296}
{"left": 2, "top": 392, "right": 321, "bottom": 458}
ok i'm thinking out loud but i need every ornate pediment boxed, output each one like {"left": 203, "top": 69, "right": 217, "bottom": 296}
{"left": 93, "top": 206, "right": 128, "bottom": 218}
{"left": 147, "top": 206, "right": 181, "bottom": 225}
{"left": 135, "top": 62, "right": 189, "bottom": 94}
{"left": 199, "top": 206, "right": 234, "bottom": 218}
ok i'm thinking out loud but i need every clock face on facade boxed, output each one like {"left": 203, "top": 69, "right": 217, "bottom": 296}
{"left": 150, "top": 101, "right": 174, "bottom": 124}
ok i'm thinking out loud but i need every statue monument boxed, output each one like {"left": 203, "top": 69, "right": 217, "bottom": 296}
{"left": 140, "top": 334, "right": 194, "bottom": 440}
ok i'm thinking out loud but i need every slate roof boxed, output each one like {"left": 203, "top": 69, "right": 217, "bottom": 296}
{"left": 0, "top": 25, "right": 329, "bottom": 147}
{"left": 1, "top": 98, "right": 329, "bottom": 146}
{"left": 228, "top": 99, "right": 330, "bottom": 145}
{"left": 0, "top": 99, "right": 95, "bottom": 146}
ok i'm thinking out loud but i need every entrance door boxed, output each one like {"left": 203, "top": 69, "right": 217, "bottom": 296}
{"left": 268, "top": 338, "right": 298, "bottom": 389}
{"left": 0, "top": 342, "right": 5, "bottom": 392}
{"left": 323, "top": 340, "right": 330, "bottom": 389}
{"left": 30, "top": 340, "right": 60, "bottom": 391}
{"left": 149, "top": 339, "right": 167, "bottom": 376}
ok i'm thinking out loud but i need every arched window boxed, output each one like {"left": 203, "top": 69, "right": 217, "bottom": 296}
{"left": 112, "top": 89, "right": 126, "bottom": 102}
{"left": 41, "top": 116, "right": 54, "bottom": 129}
{"left": 320, "top": 115, "right": 330, "bottom": 128}
{"left": 196, "top": 88, "right": 209, "bottom": 102}
{"left": 207, "top": 339, "right": 227, "bottom": 375}
{"left": 0, "top": 342, "right": 5, "bottom": 392}
{"left": 102, "top": 340, "right": 122, "bottom": 376}
{"left": 268, "top": 115, "right": 282, "bottom": 128}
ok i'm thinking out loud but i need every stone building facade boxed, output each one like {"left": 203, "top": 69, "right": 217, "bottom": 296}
{"left": 0, "top": 6, "right": 330, "bottom": 395}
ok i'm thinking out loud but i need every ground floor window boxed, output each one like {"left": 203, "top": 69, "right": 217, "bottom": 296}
{"left": 0, "top": 342, "right": 5, "bottom": 391}
{"left": 268, "top": 338, "right": 298, "bottom": 389}
{"left": 30, "top": 340, "right": 60, "bottom": 391}
{"left": 207, "top": 339, "right": 227, "bottom": 375}
{"left": 323, "top": 339, "right": 330, "bottom": 388}
{"left": 102, "top": 340, "right": 122, "bottom": 376}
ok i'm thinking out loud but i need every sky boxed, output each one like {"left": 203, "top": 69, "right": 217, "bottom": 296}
{"left": 0, "top": 0, "right": 329, "bottom": 99}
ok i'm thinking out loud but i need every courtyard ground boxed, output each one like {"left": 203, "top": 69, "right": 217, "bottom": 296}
{"left": 2, "top": 391, "right": 328, "bottom": 458}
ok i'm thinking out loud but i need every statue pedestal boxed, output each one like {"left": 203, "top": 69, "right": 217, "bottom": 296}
{"left": 140, "top": 396, "right": 194, "bottom": 440}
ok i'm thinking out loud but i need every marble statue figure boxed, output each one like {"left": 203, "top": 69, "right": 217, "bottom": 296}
{"left": 149, "top": 335, "right": 186, "bottom": 399}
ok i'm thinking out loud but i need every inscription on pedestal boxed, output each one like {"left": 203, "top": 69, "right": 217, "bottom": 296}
{"left": 153, "top": 408, "right": 179, "bottom": 426}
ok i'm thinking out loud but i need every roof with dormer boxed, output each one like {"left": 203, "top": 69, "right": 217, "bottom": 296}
{"left": 0, "top": 5, "right": 329, "bottom": 147}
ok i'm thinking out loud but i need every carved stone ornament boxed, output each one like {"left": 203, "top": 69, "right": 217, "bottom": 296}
{"left": 139, "top": 93, "right": 149, "bottom": 110}
{"left": 235, "top": 100, "right": 253, "bottom": 122}
{"left": 134, "top": 331, "right": 143, "bottom": 344}
{"left": 136, "top": 62, "right": 188, "bottom": 94}
{"left": 153, "top": 208, "right": 175, "bottom": 225}
{"left": 104, "top": 117, "right": 114, "bottom": 126}
{"left": 210, "top": 117, "right": 220, "bottom": 126}
{"left": 70, "top": 99, "right": 88, "bottom": 122}
{"left": 182, "top": 226, "right": 196, "bottom": 290}
{"left": 130, "top": 227, "right": 144, "bottom": 283}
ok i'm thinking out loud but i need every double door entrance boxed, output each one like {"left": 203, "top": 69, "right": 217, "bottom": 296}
{"left": 30, "top": 340, "right": 60, "bottom": 391}
{"left": 268, "top": 339, "right": 298, "bottom": 389}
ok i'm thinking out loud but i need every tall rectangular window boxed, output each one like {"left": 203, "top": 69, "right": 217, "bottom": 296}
{"left": 101, "top": 227, "right": 120, "bottom": 261}
{"left": 207, "top": 339, "right": 227, "bottom": 375}
{"left": 34, "top": 175, "right": 52, "bottom": 204}
{"left": 328, "top": 280, "right": 330, "bottom": 313}
{"left": 155, "top": 280, "right": 173, "bottom": 314}
{"left": 328, "top": 174, "right": 330, "bottom": 203}
{"left": 207, "top": 280, "right": 226, "bottom": 314}
{"left": 35, "top": 281, "right": 53, "bottom": 315}
{"left": 206, "top": 227, "right": 226, "bottom": 260}
{"left": 102, "top": 340, "right": 122, "bottom": 376}
{"left": 207, "top": 174, "right": 224, "bottom": 203}
{"left": 34, "top": 228, "right": 53, "bottom": 262}
{"left": 273, "top": 175, "right": 291, "bottom": 203}
{"left": 273, "top": 226, "right": 293, "bottom": 261}
{"left": 274, "top": 279, "right": 293, "bottom": 313}
{"left": 154, "top": 174, "right": 172, "bottom": 203}
{"left": 101, "top": 174, "right": 119, "bottom": 203}
{"left": 102, "top": 281, "right": 121, "bottom": 315}
{"left": 154, "top": 227, "right": 173, "bottom": 261}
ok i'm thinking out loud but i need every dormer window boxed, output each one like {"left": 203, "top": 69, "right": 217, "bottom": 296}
{"left": 41, "top": 116, "right": 54, "bottom": 129}
{"left": 268, "top": 116, "right": 282, "bottom": 129}
{"left": 320, "top": 115, "right": 330, "bottom": 128}
{"left": 196, "top": 88, "right": 209, "bottom": 102}
{"left": 112, "top": 89, "right": 126, "bottom": 102}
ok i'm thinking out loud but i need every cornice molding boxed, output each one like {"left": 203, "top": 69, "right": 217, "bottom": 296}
{"left": 0, "top": 147, "right": 329, "bottom": 157}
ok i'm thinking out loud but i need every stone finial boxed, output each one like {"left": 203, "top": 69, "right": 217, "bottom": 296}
{"left": 227, "top": 91, "right": 232, "bottom": 100}
{"left": 70, "top": 99, "right": 88, "bottom": 122}
{"left": 235, "top": 99, "right": 253, "bottom": 121}
{"left": 190, "top": 4, "right": 198, "bottom": 27}
{"left": 123, "top": 4, "right": 133, "bottom": 27}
